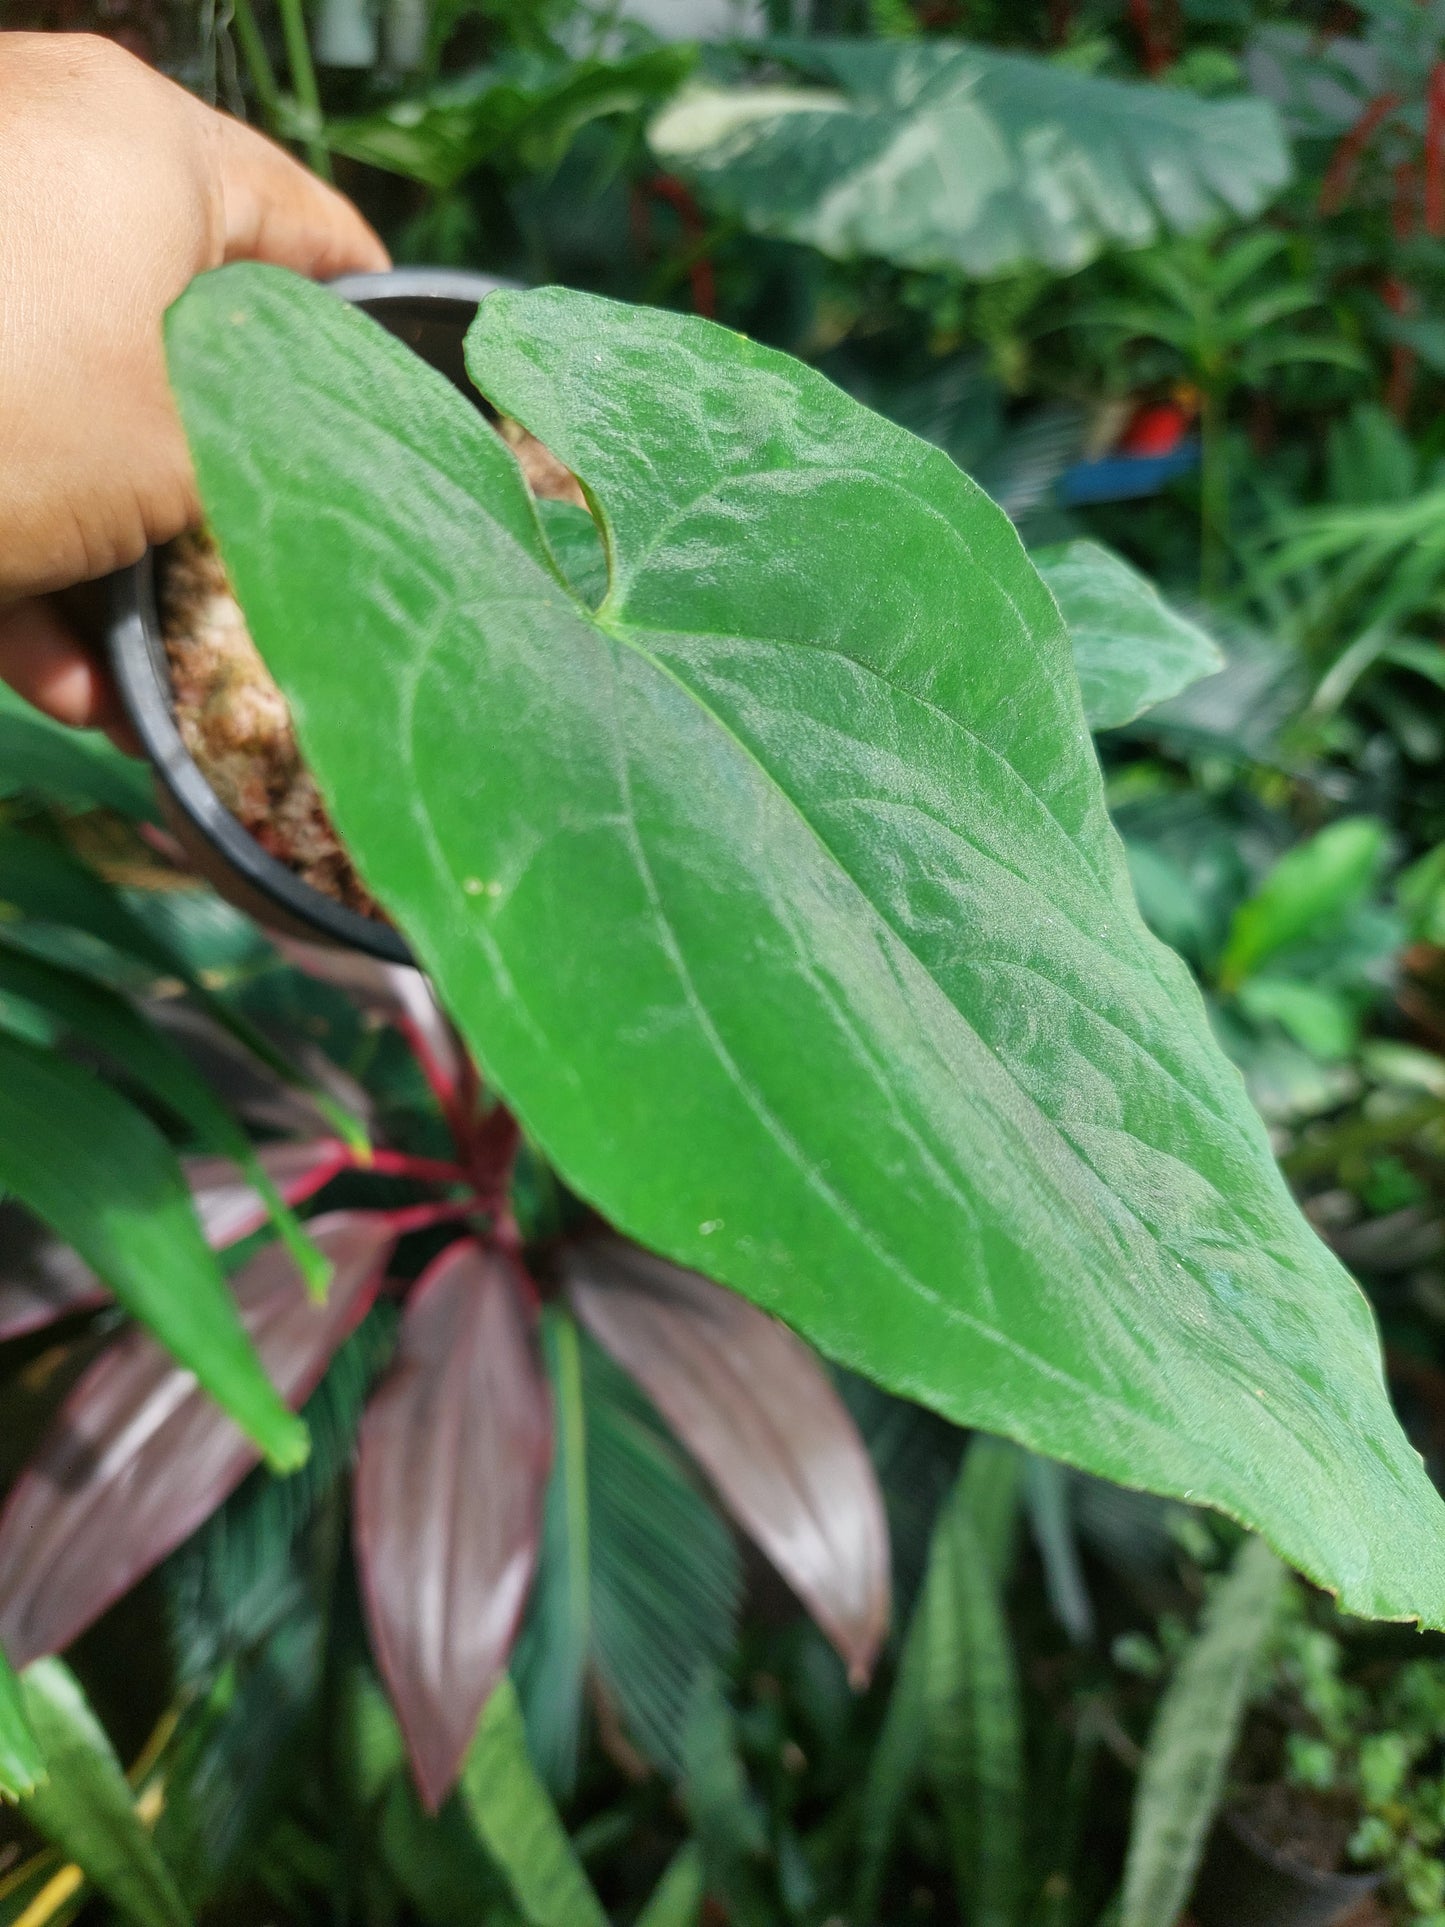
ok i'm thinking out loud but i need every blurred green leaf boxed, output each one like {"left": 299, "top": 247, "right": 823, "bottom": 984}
{"left": 1034, "top": 541, "right": 1223, "bottom": 731}
{"left": 0, "top": 1646, "right": 42, "bottom": 1804}
{"left": 1119, "top": 1536, "right": 1286, "bottom": 1927}
{"left": 19, "top": 1657, "right": 190, "bottom": 1927}
{"left": 651, "top": 41, "right": 1290, "bottom": 278}
{"left": 323, "top": 47, "right": 692, "bottom": 190}
{"left": 458, "top": 1677, "right": 608, "bottom": 1927}
{"left": 1235, "top": 976, "right": 1359, "bottom": 1061}
{"left": 0, "top": 1032, "right": 306, "bottom": 1470}
{"left": 638, "top": 1845, "right": 705, "bottom": 1927}
{"left": 1220, "top": 817, "right": 1388, "bottom": 990}
{"left": 683, "top": 1673, "right": 770, "bottom": 1927}
{"left": 0, "top": 683, "right": 154, "bottom": 819}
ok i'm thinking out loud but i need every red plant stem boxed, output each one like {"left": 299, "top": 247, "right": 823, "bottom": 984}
{"left": 378, "top": 1199, "right": 478, "bottom": 1238}
{"left": 396, "top": 1012, "right": 471, "bottom": 1155}
{"left": 1426, "top": 63, "right": 1445, "bottom": 233}
{"left": 361, "top": 1149, "right": 472, "bottom": 1186}
{"left": 646, "top": 174, "right": 717, "bottom": 319}
{"left": 1319, "top": 91, "right": 1402, "bottom": 214}
{"left": 1394, "top": 158, "right": 1420, "bottom": 238}
{"left": 1048, "top": 0, "right": 1075, "bottom": 41}
{"left": 1383, "top": 273, "right": 1419, "bottom": 419}
{"left": 1128, "top": 0, "right": 1167, "bottom": 77}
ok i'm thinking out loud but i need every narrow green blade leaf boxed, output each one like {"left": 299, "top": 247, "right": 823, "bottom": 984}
{"left": 168, "top": 267, "right": 1445, "bottom": 1626}
{"left": 1120, "top": 1536, "right": 1285, "bottom": 1927}
{"left": 0, "top": 1645, "right": 42, "bottom": 1803}
{"left": 19, "top": 1658, "right": 190, "bottom": 1927}
{"left": 638, "top": 1845, "right": 705, "bottom": 1927}
{"left": 514, "top": 1308, "right": 590, "bottom": 1797}
{"left": 0, "top": 943, "right": 325, "bottom": 1293}
{"left": 682, "top": 1673, "right": 770, "bottom": 1927}
{"left": 1033, "top": 541, "right": 1223, "bottom": 732}
{"left": 0, "top": 1033, "right": 306, "bottom": 1470}
{"left": 457, "top": 1678, "right": 608, "bottom": 1927}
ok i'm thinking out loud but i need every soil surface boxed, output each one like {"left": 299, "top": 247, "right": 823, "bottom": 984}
{"left": 162, "top": 421, "right": 584, "bottom": 918}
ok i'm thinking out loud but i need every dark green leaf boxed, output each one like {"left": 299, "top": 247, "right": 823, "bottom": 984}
{"left": 682, "top": 1673, "right": 770, "bottom": 1927}
{"left": 585, "top": 1338, "right": 740, "bottom": 1778}
{"left": 0, "top": 1033, "right": 305, "bottom": 1469}
{"left": 1119, "top": 1536, "right": 1285, "bottom": 1927}
{"left": 322, "top": 48, "right": 693, "bottom": 191}
{"left": 650, "top": 40, "right": 1291, "bottom": 278}
{"left": 458, "top": 1677, "right": 608, "bottom": 1927}
{"left": 169, "top": 267, "right": 1445, "bottom": 1625}
{"left": 1033, "top": 542, "right": 1223, "bottom": 731}
{"left": 19, "top": 1658, "right": 190, "bottom": 1927}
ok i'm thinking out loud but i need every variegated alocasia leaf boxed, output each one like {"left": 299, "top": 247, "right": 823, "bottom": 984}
{"left": 649, "top": 40, "right": 1291, "bottom": 279}
{"left": 168, "top": 267, "right": 1445, "bottom": 1626}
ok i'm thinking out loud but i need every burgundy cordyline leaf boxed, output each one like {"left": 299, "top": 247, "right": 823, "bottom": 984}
{"left": 0, "top": 1211, "right": 394, "bottom": 1667}
{"left": 146, "top": 999, "right": 375, "bottom": 1138}
{"left": 185, "top": 1137, "right": 352, "bottom": 1249}
{"left": 0, "top": 1140, "right": 351, "bottom": 1342}
{"left": 565, "top": 1239, "right": 890, "bottom": 1686}
{"left": 0, "top": 1203, "right": 109, "bottom": 1342}
{"left": 270, "top": 936, "right": 466, "bottom": 1095}
{"left": 354, "top": 1239, "right": 551, "bottom": 1812}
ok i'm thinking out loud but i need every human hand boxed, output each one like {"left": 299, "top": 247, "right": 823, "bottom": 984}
{"left": 0, "top": 32, "right": 389, "bottom": 741}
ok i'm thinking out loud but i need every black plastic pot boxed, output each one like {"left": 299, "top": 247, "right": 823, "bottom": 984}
{"left": 108, "top": 266, "right": 516, "bottom": 964}
{"left": 1191, "top": 1810, "right": 1381, "bottom": 1927}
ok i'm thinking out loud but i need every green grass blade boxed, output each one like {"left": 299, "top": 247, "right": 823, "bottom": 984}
{"left": 1119, "top": 1536, "right": 1285, "bottom": 1927}
{"left": 458, "top": 1678, "right": 608, "bottom": 1927}
{"left": 19, "top": 1659, "right": 190, "bottom": 1927}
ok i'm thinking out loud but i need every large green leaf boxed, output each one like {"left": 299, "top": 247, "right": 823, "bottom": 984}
{"left": 649, "top": 40, "right": 1291, "bottom": 278}
{"left": 1033, "top": 542, "right": 1223, "bottom": 732}
{"left": 1119, "top": 1536, "right": 1285, "bottom": 1927}
{"left": 168, "top": 266, "right": 1445, "bottom": 1624}
{"left": 0, "top": 1646, "right": 42, "bottom": 1803}
{"left": 0, "top": 1032, "right": 305, "bottom": 1469}
{"left": 19, "top": 1658, "right": 190, "bottom": 1927}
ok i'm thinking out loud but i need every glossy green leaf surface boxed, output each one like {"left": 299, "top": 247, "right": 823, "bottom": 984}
{"left": 649, "top": 40, "right": 1291, "bottom": 278}
{"left": 0, "top": 1645, "right": 42, "bottom": 1803}
{"left": 168, "top": 266, "right": 1445, "bottom": 1624}
{"left": 1032, "top": 542, "right": 1223, "bottom": 732}
{"left": 19, "top": 1658, "right": 190, "bottom": 1927}
{"left": 0, "top": 1033, "right": 305, "bottom": 1470}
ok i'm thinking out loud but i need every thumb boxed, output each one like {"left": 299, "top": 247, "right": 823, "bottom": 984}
{"left": 213, "top": 111, "right": 389, "bottom": 279}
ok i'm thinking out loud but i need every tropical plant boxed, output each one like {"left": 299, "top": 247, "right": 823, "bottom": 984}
{"left": 160, "top": 261, "right": 1445, "bottom": 1635}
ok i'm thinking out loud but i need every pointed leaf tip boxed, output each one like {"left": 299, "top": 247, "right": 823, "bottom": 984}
{"left": 566, "top": 1238, "right": 890, "bottom": 1684}
{"left": 355, "top": 1240, "right": 552, "bottom": 1810}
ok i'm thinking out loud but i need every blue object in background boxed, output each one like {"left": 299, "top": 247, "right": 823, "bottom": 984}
{"left": 1057, "top": 439, "right": 1201, "bottom": 506}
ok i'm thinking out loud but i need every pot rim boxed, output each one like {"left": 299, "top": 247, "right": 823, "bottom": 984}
{"left": 107, "top": 264, "right": 518, "bottom": 964}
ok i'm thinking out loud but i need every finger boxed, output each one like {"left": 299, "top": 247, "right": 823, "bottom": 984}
{"left": 0, "top": 597, "right": 140, "bottom": 752}
{"left": 213, "top": 114, "right": 390, "bottom": 279}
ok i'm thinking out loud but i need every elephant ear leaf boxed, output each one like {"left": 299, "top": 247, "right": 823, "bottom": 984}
{"left": 167, "top": 265, "right": 1445, "bottom": 1628}
{"left": 649, "top": 39, "right": 1290, "bottom": 279}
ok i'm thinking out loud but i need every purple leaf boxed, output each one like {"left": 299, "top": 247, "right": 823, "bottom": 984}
{"left": 0, "top": 1139, "right": 351, "bottom": 1343}
{"left": 0, "top": 1204, "right": 108, "bottom": 1342}
{"left": 185, "top": 1137, "right": 352, "bottom": 1249}
{"left": 354, "top": 1239, "right": 551, "bottom": 1812}
{"left": 0, "top": 1211, "right": 393, "bottom": 1667}
{"left": 565, "top": 1239, "right": 890, "bottom": 1686}
{"left": 270, "top": 937, "right": 465, "bottom": 1096}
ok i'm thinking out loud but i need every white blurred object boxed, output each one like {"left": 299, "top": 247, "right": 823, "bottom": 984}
{"left": 314, "top": 0, "right": 378, "bottom": 68}
{"left": 385, "top": 0, "right": 429, "bottom": 72}
{"left": 614, "top": 0, "right": 764, "bottom": 38}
